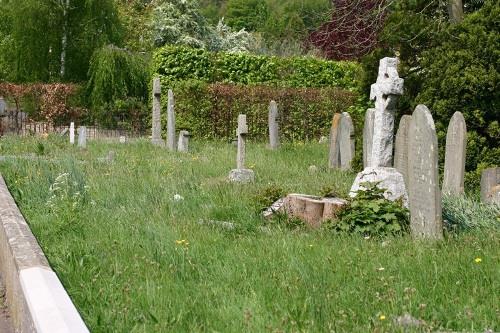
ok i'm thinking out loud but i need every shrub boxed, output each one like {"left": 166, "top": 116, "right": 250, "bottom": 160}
{"left": 331, "top": 182, "right": 409, "bottom": 236}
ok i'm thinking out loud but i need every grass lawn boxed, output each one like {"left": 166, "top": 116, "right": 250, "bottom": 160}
{"left": 0, "top": 135, "right": 498, "bottom": 333}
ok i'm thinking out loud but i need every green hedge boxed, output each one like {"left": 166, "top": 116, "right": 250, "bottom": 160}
{"left": 159, "top": 80, "right": 357, "bottom": 141}
{"left": 152, "top": 46, "right": 361, "bottom": 90}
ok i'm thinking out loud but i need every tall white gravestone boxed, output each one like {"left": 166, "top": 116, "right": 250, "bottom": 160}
{"left": 166, "top": 89, "right": 176, "bottom": 151}
{"left": 69, "top": 122, "right": 75, "bottom": 145}
{"left": 268, "top": 100, "right": 280, "bottom": 150}
{"left": 77, "top": 126, "right": 87, "bottom": 149}
{"left": 443, "top": 111, "right": 467, "bottom": 195}
{"left": 369, "top": 57, "right": 404, "bottom": 167}
{"left": 408, "top": 105, "right": 443, "bottom": 240}
{"left": 228, "top": 114, "right": 255, "bottom": 183}
{"left": 151, "top": 77, "right": 163, "bottom": 146}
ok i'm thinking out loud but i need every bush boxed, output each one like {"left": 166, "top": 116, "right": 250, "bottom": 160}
{"left": 152, "top": 45, "right": 361, "bottom": 90}
{"left": 332, "top": 182, "right": 409, "bottom": 236}
{"left": 161, "top": 80, "right": 357, "bottom": 141}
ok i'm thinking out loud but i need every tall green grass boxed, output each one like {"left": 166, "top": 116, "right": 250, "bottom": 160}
{"left": 0, "top": 135, "right": 498, "bottom": 333}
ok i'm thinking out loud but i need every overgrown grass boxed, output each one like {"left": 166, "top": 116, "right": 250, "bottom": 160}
{"left": 0, "top": 135, "right": 499, "bottom": 333}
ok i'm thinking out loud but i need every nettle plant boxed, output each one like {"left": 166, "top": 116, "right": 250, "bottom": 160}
{"left": 332, "top": 182, "right": 409, "bottom": 236}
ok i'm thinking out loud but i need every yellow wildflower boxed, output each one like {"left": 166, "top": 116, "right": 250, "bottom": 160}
{"left": 474, "top": 257, "right": 482, "bottom": 263}
{"left": 379, "top": 315, "right": 386, "bottom": 321}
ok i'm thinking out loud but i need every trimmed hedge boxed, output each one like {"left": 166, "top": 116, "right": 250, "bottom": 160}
{"left": 160, "top": 80, "right": 357, "bottom": 141}
{"left": 152, "top": 46, "right": 361, "bottom": 90}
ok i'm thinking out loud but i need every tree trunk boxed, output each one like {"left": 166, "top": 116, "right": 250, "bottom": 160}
{"left": 60, "top": 0, "right": 70, "bottom": 78}
{"left": 448, "top": 0, "right": 463, "bottom": 23}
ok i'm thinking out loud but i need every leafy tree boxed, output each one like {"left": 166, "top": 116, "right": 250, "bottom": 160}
{"left": 225, "top": 0, "right": 269, "bottom": 31}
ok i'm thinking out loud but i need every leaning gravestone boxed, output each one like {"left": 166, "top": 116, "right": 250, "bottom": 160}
{"left": 363, "top": 108, "right": 375, "bottom": 168}
{"left": 151, "top": 77, "right": 164, "bottom": 146}
{"left": 443, "top": 112, "right": 467, "bottom": 195}
{"left": 228, "top": 114, "right": 254, "bottom": 183}
{"left": 166, "top": 89, "right": 176, "bottom": 151}
{"left": 77, "top": 126, "right": 87, "bottom": 149}
{"left": 177, "top": 130, "right": 190, "bottom": 152}
{"left": 328, "top": 113, "right": 342, "bottom": 169}
{"left": 408, "top": 105, "right": 443, "bottom": 240}
{"left": 394, "top": 115, "right": 412, "bottom": 188}
{"left": 268, "top": 100, "right": 279, "bottom": 150}
{"left": 369, "top": 57, "right": 404, "bottom": 167}
{"left": 69, "top": 122, "right": 75, "bottom": 145}
{"left": 480, "top": 167, "right": 500, "bottom": 205}
{"left": 339, "top": 112, "right": 355, "bottom": 170}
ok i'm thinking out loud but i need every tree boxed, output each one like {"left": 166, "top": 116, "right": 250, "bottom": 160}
{"left": 225, "top": 0, "right": 269, "bottom": 31}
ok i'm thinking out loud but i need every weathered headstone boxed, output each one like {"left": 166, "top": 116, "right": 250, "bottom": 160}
{"left": 0, "top": 97, "right": 6, "bottom": 115}
{"left": 369, "top": 57, "right": 404, "bottom": 167}
{"left": 151, "top": 77, "right": 163, "bottom": 146}
{"left": 228, "top": 114, "right": 254, "bottom": 183}
{"left": 77, "top": 126, "right": 87, "bottom": 149}
{"left": 268, "top": 100, "right": 279, "bottom": 150}
{"left": 339, "top": 112, "right": 355, "bottom": 170}
{"left": 363, "top": 108, "right": 375, "bottom": 168}
{"left": 480, "top": 167, "right": 500, "bottom": 205}
{"left": 443, "top": 112, "right": 467, "bottom": 195}
{"left": 69, "top": 122, "right": 75, "bottom": 145}
{"left": 119, "top": 136, "right": 126, "bottom": 144}
{"left": 177, "top": 130, "right": 190, "bottom": 152}
{"left": 166, "top": 89, "right": 176, "bottom": 151}
{"left": 408, "top": 105, "right": 443, "bottom": 240}
{"left": 394, "top": 115, "right": 412, "bottom": 188}
{"left": 328, "top": 113, "right": 342, "bottom": 168}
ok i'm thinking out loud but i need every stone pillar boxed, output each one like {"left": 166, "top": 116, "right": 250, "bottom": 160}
{"left": 328, "top": 113, "right": 342, "bottom": 169}
{"left": 166, "top": 89, "right": 176, "bottom": 151}
{"left": 408, "top": 105, "right": 443, "bottom": 240}
{"left": 268, "top": 100, "right": 279, "bottom": 150}
{"left": 443, "top": 112, "right": 467, "bottom": 195}
{"left": 77, "top": 126, "right": 86, "bottom": 149}
{"left": 177, "top": 130, "right": 190, "bottom": 152}
{"left": 394, "top": 115, "right": 412, "bottom": 188}
{"left": 69, "top": 122, "right": 75, "bottom": 145}
{"left": 228, "top": 114, "right": 254, "bottom": 183}
{"left": 339, "top": 112, "right": 355, "bottom": 170}
{"left": 369, "top": 57, "right": 404, "bottom": 167}
{"left": 480, "top": 167, "right": 500, "bottom": 204}
{"left": 151, "top": 77, "right": 163, "bottom": 146}
{"left": 363, "top": 108, "right": 375, "bottom": 168}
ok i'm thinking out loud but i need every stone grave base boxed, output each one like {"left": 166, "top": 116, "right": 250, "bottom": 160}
{"left": 228, "top": 169, "right": 255, "bottom": 183}
{"left": 350, "top": 167, "right": 408, "bottom": 207}
{"left": 263, "top": 194, "right": 347, "bottom": 228}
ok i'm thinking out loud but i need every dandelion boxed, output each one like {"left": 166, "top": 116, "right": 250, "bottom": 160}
{"left": 474, "top": 257, "right": 482, "bottom": 263}
{"left": 379, "top": 315, "right": 386, "bottom": 320}
{"left": 175, "top": 239, "right": 189, "bottom": 246}
{"left": 173, "top": 194, "right": 184, "bottom": 201}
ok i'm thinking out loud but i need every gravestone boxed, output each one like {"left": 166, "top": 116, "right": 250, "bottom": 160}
{"left": 328, "top": 113, "right": 342, "bottom": 168}
{"left": 166, "top": 89, "right": 176, "bottom": 151}
{"left": 69, "top": 122, "right": 75, "bottom": 145}
{"left": 394, "top": 115, "right": 412, "bottom": 187}
{"left": 228, "top": 114, "right": 254, "bottom": 183}
{"left": 77, "top": 126, "right": 87, "bottom": 149}
{"left": 0, "top": 97, "right": 6, "bottom": 115}
{"left": 177, "top": 130, "right": 190, "bottom": 152}
{"left": 119, "top": 136, "right": 126, "bottom": 144}
{"left": 339, "top": 112, "right": 354, "bottom": 170}
{"left": 369, "top": 57, "right": 404, "bottom": 167}
{"left": 268, "top": 100, "right": 280, "bottom": 150}
{"left": 443, "top": 112, "right": 467, "bottom": 195}
{"left": 151, "top": 77, "right": 164, "bottom": 146}
{"left": 480, "top": 167, "right": 500, "bottom": 205}
{"left": 363, "top": 108, "right": 375, "bottom": 168}
{"left": 408, "top": 105, "right": 443, "bottom": 240}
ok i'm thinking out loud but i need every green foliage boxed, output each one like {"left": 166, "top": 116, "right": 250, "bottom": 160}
{"left": 162, "top": 80, "right": 356, "bottom": 141}
{"left": 252, "top": 184, "right": 286, "bottom": 211}
{"left": 333, "top": 182, "right": 409, "bottom": 236}
{"left": 443, "top": 195, "right": 500, "bottom": 231}
{"left": 36, "top": 141, "right": 46, "bottom": 156}
{"left": 225, "top": 0, "right": 269, "bottom": 31}
{"left": 152, "top": 45, "right": 361, "bottom": 90}
{"left": 87, "top": 45, "right": 149, "bottom": 109}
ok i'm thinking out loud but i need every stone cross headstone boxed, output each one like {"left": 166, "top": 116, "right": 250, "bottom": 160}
{"left": 328, "top": 113, "right": 342, "bottom": 169}
{"left": 443, "top": 112, "right": 467, "bottom": 195}
{"left": 228, "top": 114, "right": 254, "bottom": 183}
{"left": 408, "top": 105, "right": 443, "bottom": 240}
{"left": 369, "top": 57, "right": 404, "bottom": 167}
{"left": 166, "top": 89, "right": 176, "bottom": 151}
{"left": 69, "top": 122, "right": 75, "bottom": 145}
{"left": 77, "top": 126, "right": 87, "bottom": 149}
{"left": 339, "top": 112, "right": 355, "bottom": 170}
{"left": 268, "top": 100, "right": 279, "bottom": 150}
{"left": 151, "top": 77, "right": 163, "bottom": 146}
{"left": 480, "top": 167, "right": 500, "bottom": 205}
{"left": 394, "top": 115, "right": 412, "bottom": 188}
{"left": 363, "top": 108, "right": 375, "bottom": 168}
{"left": 177, "top": 130, "right": 190, "bottom": 152}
